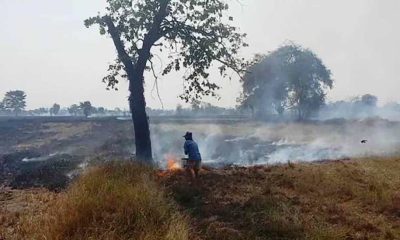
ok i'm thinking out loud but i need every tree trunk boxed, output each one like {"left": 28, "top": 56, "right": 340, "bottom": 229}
{"left": 129, "top": 74, "right": 153, "bottom": 163}
{"left": 103, "top": 0, "right": 169, "bottom": 163}
{"left": 103, "top": 17, "right": 152, "bottom": 163}
{"left": 297, "top": 105, "right": 304, "bottom": 121}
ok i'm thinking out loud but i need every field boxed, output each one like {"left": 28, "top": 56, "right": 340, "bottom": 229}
{"left": 1, "top": 117, "right": 400, "bottom": 239}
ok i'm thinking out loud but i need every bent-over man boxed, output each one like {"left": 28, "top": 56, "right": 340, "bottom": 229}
{"left": 183, "top": 131, "right": 202, "bottom": 179}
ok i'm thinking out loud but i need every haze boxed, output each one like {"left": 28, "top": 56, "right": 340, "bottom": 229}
{"left": 1, "top": 0, "right": 399, "bottom": 110}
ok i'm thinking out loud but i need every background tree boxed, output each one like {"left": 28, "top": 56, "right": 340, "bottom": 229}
{"left": 114, "top": 107, "right": 123, "bottom": 116}
{"left": 240, "top": 44, "right": 333, "bottom": 120}
{"left": 285, "top": 45, "right": 333, "bottom": 120}
{"left": 175, "top": 104, "right": 183, "bottom": 116}
{"left": 85, "top": 0, "right": 248, "bottom": 163}
{"left": 97, "top": 107, "right": 106, "bottom": 115}
{"left": 32, "top": 108, "right": 48, "bottom": 116}
{"left": 80, "top": 101, "right": 94, "bottom": 118}
{"left": 3, "top": 90, "right": 27, "bottom": 116}
{"left": 384, "top": 102, "right": 400, "bottom": 112}
{"left": 50, "top": 103, "right": 61, "bottom": 116}
{"left": 239, "top": 53, "right": 287, "bottom": 118}
{"left": 350, "top": 94, "right": 378, "bottom": 117}
{"left": 68, "top": 104, "right": 80, "bottom": 116}
{"left": 0, "top": 101, "right": 4, "bottom": 113}
{"left": 191, "top": 100, "right": 201, "bottom": 113}
{"left": 360, "top": 94, "right": 378, "bottom": 107}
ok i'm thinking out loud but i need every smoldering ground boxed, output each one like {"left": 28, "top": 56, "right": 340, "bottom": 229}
{"left": 151, "top": 118, "right": 400, "bottom": 167}
{"left": 1, "top": 117, "right": 400, "bottom": 189}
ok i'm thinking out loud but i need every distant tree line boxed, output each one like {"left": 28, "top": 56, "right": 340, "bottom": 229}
{"left": 1, "top": 88, "right": 399, "bottom": 121}
{"left": 2, "top": 43, "right": 400, "bottom": 122}
{"left": 67, "top": 102, "right": 95, "bottom": 117}
{"left": 173, "top": 102, "right": 239, "bottom": 117}
{"left": 0, "top": 91, "right": 129, "bottom": 117}
{"left": 318, "top": 94, "right": 400, "bottom": 120}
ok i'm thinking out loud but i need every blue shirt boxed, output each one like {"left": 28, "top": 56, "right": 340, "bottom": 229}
{"left": 184, "top": 140, "right": 202, "bottom": 161}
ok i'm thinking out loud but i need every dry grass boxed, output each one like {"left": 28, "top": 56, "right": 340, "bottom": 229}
{"left": 15, "top": 162, "right": 189, "bottom": 240}
{"left": 264, "top": 157, "right": 400, "bottom": 239}
{"left": 162, "top": 157, "right": 400, "bottom": 239}
{"left": 254, "top": 157, "right": 400, "bottom": 239}
{"left": 3, "top": 157, "right": 400, "bottom": 240}
{"left": 0, "top": 188, "right": 57, "bottom": 240}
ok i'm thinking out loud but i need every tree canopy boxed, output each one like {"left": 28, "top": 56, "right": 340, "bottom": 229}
{"left": 68, "top": 104, "right": 80, "bottom": 116}
{"left": 50, "top": 103, "right": 61, "bottom": 116}
{"left": 80, "top": 101, "right": 94, "bottom": 118}
{"left": 239, "top": 44, "right": 333, "bottom": 120}
{"left": 360, "top": 94, "right": 378, "bottom": 107}
{"left": 2, "top": 90, "right": 27, "bottom": 116}
{"left": 85, "top": 0, "right": 248, "bottom": 103}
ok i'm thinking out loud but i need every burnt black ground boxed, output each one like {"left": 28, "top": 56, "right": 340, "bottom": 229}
{"left": 0, "top": 117, "right": 134, "bottom": 190}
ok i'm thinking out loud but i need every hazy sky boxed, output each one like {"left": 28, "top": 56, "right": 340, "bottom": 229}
{"left": 1, "top": 0, "right": 399, "bottom": 110}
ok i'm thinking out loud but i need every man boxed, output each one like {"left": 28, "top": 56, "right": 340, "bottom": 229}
{"left": 183, "top": 131, "right": 202, "bottom": 179}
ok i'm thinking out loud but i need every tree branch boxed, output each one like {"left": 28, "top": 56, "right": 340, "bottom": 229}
{"left": 148, "top": 58, "right": 164, "bottom": 109}
{"left": 136, "top": 0, "right": 170, "bottom": 73}
{"left": 215, "top": 58, "right": 244, "bottom": 78}
{"left": 103, "top": 16, "right": 135, "bottom": 71}
{"left": 143, "top": 0, "right": 170, "bottom": 49}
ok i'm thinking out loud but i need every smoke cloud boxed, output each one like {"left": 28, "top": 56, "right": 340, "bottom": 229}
{"left": 150, "top": 118, "right": 400, "bottom": 168}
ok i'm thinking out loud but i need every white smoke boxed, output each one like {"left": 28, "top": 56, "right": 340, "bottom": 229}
{"left": 150, "top": 118, "right": 400, "bottom": 167}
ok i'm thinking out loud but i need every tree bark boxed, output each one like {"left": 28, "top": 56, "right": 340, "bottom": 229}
{"left": 129, "top": 74, "right": 152, "bottom": 163}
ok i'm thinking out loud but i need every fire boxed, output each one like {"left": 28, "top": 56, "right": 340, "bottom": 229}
{"left": 167, "top": 159, "right": 180, "bottom": 170}
{"left": 157, "top": 154, "right": 182, "bottom": 177}
{"left": 165, "top": 154, "right": 181, "bottom": 170}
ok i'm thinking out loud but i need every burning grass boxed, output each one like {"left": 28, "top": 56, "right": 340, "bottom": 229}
{"left": 13, "top": 162, "right": 189, "bottom": 240}
{"left": 165, "top": 154, "right": 182, "bottom": 170}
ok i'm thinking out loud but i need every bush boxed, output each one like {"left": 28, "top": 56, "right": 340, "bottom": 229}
{"left": 21, "top": 162, "right": 189, "bottom": 240}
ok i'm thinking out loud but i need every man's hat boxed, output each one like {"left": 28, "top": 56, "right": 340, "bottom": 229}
{"left": 183, "top": 131, "right": 192, "bottom": 139}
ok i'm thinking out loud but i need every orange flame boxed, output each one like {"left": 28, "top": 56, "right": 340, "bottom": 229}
{"left": 164, "top": 154, "right": 181, "bottom": 170}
